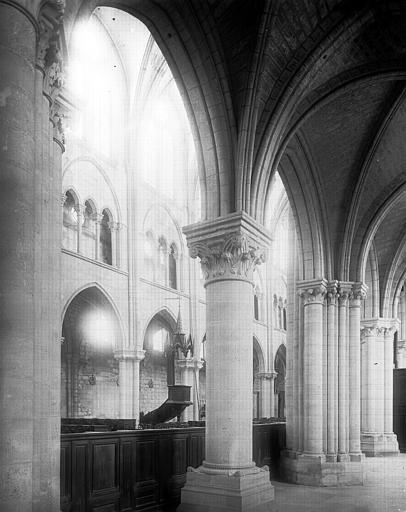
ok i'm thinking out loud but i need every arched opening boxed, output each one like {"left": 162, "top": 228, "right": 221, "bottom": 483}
{"left": 168, "top": 243, "right": 178, "bottom": 290}
{"left": 140, "top": 311, "right": 176, "bottom": 416}
{"left": 157, "top": 236, "right": 168, "bottom": 285}
{"left": 253, "top": 345, "right": 260, "bottom": 419}
{"left": 100, "top": 209, "right": 112, "bottom": 265}
{"left": 253, "top": 337, "right": 265, "bottom": 419}
{"left": 82, "top": 200, "right": 96, "bottom": 259}
{"left": 61, "top": 286, "right": 121, "bottom": 418}
{"left": 62, "top": 190, "right": 78, "bottom": 252}
{"left": 274, "top": 344, "right": 286, "bottom": 419}
{"left": 253, "top": 269, "right": 263, "bottom": 322}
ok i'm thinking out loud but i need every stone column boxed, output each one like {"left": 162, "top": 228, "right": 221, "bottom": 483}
{"left": 75, "top": 204, "right": 84, "bottom": 254}
{"left": 399, "top": 289, "right": 406, "bottom": 340}
{"left": 384, "top": 323, "right": 399, "bottom": 453}
{"left": 177, "top": 358, "right": 203, "bottom": 422}
{"left": 133, "top": 349, "right": 145, "bottom": 423}
{"left": 115, "top": 349, "right": 136, "bottom": 418}
{"left": 178, "top": 212, "right": 274, "bottom": 512}
{"left": 348, "top": 284, "right": 366, "bottom": 461}
{"left": 0, "top": 2, "right": 64, "bottom": 510}
{"left": 326, "top": 282, "right": 338, "bottom": 461}
{"left": 108, "top": 221, "right": 121, "bottom": 267}
{"left": 95, "top": 212, "right": 103, "bottom": 261}
{"left": 257, "top": 372, "right": 276, "bottom": 418}
{"left": 396, "top": 340, "right": 406, "bottom": 369}
{"left": 337, "top": 284, "right": 351, "bottom": 461}
{"left": 298, "top": 280, "right": 327, "bottom": 457}
{"left": 360, "top": 325, "right": 379, "bottom": 436}
{"left": 360, "top": 321, "right": 383, "bottom": 455}
{"left": 360, "top": 318, "right": 399, "bottom": 455}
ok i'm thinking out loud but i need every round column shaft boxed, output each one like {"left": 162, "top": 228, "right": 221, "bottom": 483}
{"left": 384, "top": 326, "right": 395, "bottom": 433}
{"left": 361, "top": 327, "right": 377, "bottom": 433}
{"left": 348, "top": 285, "right": 365, "bottom": 459}
{"left": 179, "top": 213, "right": 274, "bottom": 512}
{"left": 205, "top": 278, "right": 254, "bottom": 468}
{"left": 337, "top": 287, "right": 350, "bottom": 460}
{"left": 300, "top": 281, "right": 327, "bottom": 456}
{"left": 326, "top": 284, "right": 338, "bottom": 460}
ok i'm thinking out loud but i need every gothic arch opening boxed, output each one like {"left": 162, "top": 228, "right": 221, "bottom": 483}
{"left": 140, "top": 311, "right": 177, "bottom": 416}
{"left": 61, "top": 286, "right": 122, "bottom": 418}
{"left": 274, "top": 344, "right": 286, "bottom": 419}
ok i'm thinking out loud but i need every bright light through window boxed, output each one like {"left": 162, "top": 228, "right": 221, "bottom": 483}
{"left": 151, "top": 328, "right": 168, "bottom": 352}
{"left": 82, "top": 310, "right": 115, "bottom": 349}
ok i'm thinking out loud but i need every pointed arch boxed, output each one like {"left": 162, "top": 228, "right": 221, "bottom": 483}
{"left": 61, "top": 282, "right": 125, "bottom": 346}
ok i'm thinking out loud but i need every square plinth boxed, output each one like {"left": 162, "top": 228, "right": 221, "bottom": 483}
{"left": 177, "top": 465, "right": 274, "bottom": 512}
{"left": 280, "top": 451, "right": 364, "bottom": 486}
{"left": 361, "top": 433, "right": 400, "bottom": 457}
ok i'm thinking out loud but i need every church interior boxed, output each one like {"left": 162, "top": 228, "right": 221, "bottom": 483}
{"left": 1, "top": 0, "right": 406, "bottom": 511}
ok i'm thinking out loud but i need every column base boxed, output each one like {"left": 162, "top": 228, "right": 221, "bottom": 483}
{"left": 361, "top": 432, "right": 400, "bottom": 457}
{"left": 280, "top": 450, "right": 364, "bottom": 486}
{"left": 177, "top": 464, "right": 274, "bottom": 512}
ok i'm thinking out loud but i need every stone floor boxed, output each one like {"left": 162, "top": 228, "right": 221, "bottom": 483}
{"left": 271, "top": 454, "right": 406, "bottom": 512}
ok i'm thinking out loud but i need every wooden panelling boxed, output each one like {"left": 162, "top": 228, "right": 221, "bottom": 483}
{"left": 60, "top": 440, "right": 72, "bottom": 512}
{"left": 61, "top": 423, "right": 286, "bottom": 512}
{"left": 72, "top": 441, "right": 88, "bottom": 512}
{"left": 120, "top": 438, "right": 135, "bottom": 511}
{"left": 135, "top": 438, "right": 159, "bottom": 510}
{"left": 394, "top": 369, "right": 406, "bottom": 452}
{"left": 90, "top": 442, "right": 118, "bottom": 492}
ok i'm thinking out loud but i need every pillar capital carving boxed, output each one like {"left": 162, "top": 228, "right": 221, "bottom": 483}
{"left": 326, "top": 280, "right": 339, "bottom": 305}
{"left": 337, "top": 282, "right": 353, "bottom": 306}
{"left": 297, "top": 279, "right": 328, "bottom": 305}
{"left": 349, "top": 282, "right": 368, "bottom": 305}
{"left": 360, "top": 325, "right": 386, "bottom": 340}
{"left": 183, "top": 212, "right": 271, "bottom": 285}
{"left": 360, "top": 318, "right": 399, "bottom": 340}
{"left": 37, "top": 8, "right": 65, "bottom": 103}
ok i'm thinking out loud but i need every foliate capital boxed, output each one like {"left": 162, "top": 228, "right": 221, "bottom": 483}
{"left": 350, "top": 282, "right": 368, "bottom": 304}
{"left": 337, "top": 282, "right": 353, "bottom": 306}
{"left": 297, "top": 279, "right": 328, "bottom": 305}
{"left": 360, "top": 325, "right": 385, "bottom": 340}
{"left": 183, "top": 212, "right": 271, "bottom": 285}
{"left": 326, "top": 280, "right": 339, "bottom": 305}
{"left": 360, "top": 318, "right": 399, "bottom": 340}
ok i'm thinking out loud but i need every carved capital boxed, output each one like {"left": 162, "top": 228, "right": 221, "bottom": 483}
{"left": 361, "top": 318, "right": 399, "bottom": 341}
{"left": 326, "top": 280, "right": 339, "bottom": 306}
{"left": 360, "top": 326, "right": 385, "bottom": 340}
{"left": 298, "top": 279, "right": 327, "bottom": 305}
{"left": 37, "top": 5, "right": 65, "bottom": 102}
{"left": 189, "top": 233, "right": 265, "bottom": 283}
{"left": 183, "top": 212, "right": 271, "bottom": 285}
{"left": 338, "top": 282, "right": 353, "bottom": 306}
{"left": 350, "top": 282, "right": 368, "bottom": 304}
